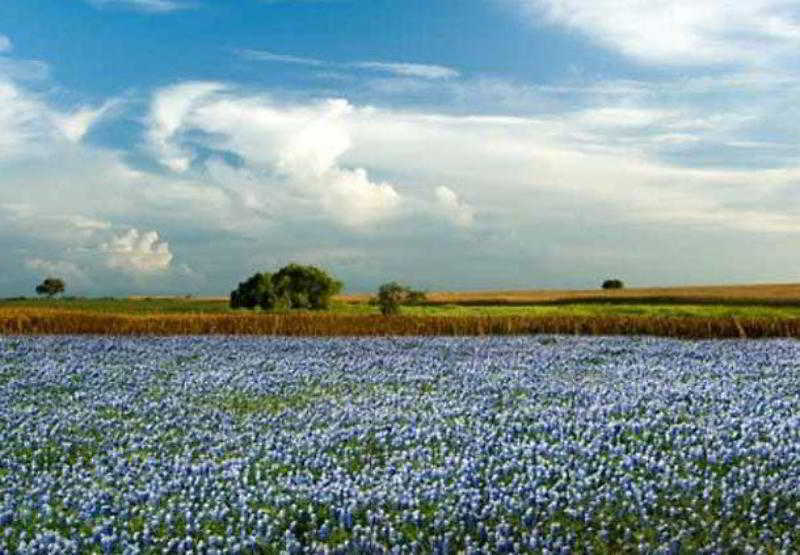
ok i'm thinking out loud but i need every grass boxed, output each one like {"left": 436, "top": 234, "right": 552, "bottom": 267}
{"left": 5, "top": 282, "right": 800, "bottom": 338}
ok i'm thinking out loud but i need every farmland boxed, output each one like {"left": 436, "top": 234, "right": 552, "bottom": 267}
{"left": 1, "top": 335, "right": 799, "bottom": 553}
{"left": 5, "top": 282, "right": 800, "bottom": 338}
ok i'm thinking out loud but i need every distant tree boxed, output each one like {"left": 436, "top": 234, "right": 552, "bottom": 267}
{"left": 35, "top": 277, "right": 65, "bottom": 298}
{"left": 230, "top": 265, "right": 342, "bottom": 311}
{"left": 377, "top": 282, "right": 407, "bottom": 316}
{"left": 602, "top": 279, "right": 624, "bottom": 290}
{"left": 404, "top": 289, "right": 427, "bottom": 306}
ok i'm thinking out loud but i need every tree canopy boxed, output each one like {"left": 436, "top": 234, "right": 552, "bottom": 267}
{"left": 35, "top": 277, "right": 65, "bottom": 298}
{"left": 230, "top": 264, "right": 342, "bottom": 311}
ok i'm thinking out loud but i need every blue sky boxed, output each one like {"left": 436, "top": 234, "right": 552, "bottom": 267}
{"left": 1, "top": 0, "right": 800, "bottom": 296}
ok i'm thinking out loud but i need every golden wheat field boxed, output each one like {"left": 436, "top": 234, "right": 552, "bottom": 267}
{"left": 2, "top": 306, "right": 800, "bottom": 339}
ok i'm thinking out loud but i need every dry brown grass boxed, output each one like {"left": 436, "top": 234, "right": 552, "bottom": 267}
{"left": 337, "top": 282, "right": 800, "bottom": 306}
{"left": 2, "top": 307, "right": 800, "bottom": 339}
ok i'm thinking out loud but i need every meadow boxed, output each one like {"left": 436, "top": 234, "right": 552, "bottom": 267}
{"left": 4, "top": 290, "right": 800, "bottom": 338}
{"left": 1, "top": 334, "right": 799, "bottom": 553}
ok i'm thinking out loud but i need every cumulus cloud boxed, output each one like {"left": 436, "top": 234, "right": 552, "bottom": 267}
{"left": 515, "top": 0, "right": 800, "bottom": 66}
{"left": 100, "top": 229, "right": 173, "bottom": 274}
{"left": 0, "top": 35, "right": 11, "bottom": 53}
{"left": 148, "top": 87, "right": 403, "bottom": 227}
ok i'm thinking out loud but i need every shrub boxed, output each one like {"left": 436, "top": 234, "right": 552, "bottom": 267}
{"left": 602, "top": 279, "right": 624, "bottom": 290}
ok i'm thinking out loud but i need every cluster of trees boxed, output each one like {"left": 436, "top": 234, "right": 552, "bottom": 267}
{"left": 230, "top": 264, "right": 342, "bottom": 311}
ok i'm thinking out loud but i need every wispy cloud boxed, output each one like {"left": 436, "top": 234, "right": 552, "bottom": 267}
{"left": 514, "top": 0, "right": 800, "bottom": 66}
{"left": 237, "top": 48, "right": 460, "bottom": 79}
{"left": 237, "top": 49, "right": 325, "bottom": 67}
{"left": 0, "top": 35, "right": 11, "bottom": 53}
{"left": 353, "top": 61, "right": 459, "bottom": 79}
{"left": 85, "top": 0, "right": 194, "bottom": 13}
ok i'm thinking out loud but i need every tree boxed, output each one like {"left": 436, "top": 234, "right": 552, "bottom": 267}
{"left": 230, "top": 264, "right": 342, "bottom": 311}
{"left": 229, "top": 272, "right": 277, "bottom": 310}
{"left": 271, "top": 264, "right": 342, "bottom": 310}
{"left": 602, "top": 279, "right": 624, "bottom": 290}
{"left": 35, "top": 277, "right": 65, "bottom": 298}
{"left": 376, "top": 282, "right": 428, "bottom": 315}
{"left": 377, "top": 282, "right": 407, "bottom": 316}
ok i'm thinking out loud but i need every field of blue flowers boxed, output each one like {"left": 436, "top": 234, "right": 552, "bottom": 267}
{"left": 1, "top": 335, "right": 799, "bottom": 554}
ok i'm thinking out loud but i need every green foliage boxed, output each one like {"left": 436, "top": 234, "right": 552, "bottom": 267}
{"left": 377, "top": 282, "right": 406, "bottom": 315}
{"left": 376, "top": 282, "right": 428, "bottom": 315}
{"left": 229, "top": 272, "right": 277, "bottom": 309}
{"left": 35, "top": 277, "right": 65, "bottom": 298}
{"left": 602, "top": 279, "right": 625, "bottom": 290}
{"left": 230, "top": 264, "right": 342, "bottom": 311}
{"left": 405, "top": 289, "right": 427, "bottom": 305}
{"left": 272, "top": 263, "right": 342, "bottom": 310}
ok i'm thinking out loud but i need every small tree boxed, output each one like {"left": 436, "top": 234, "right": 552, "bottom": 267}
{"left": 602, "top": 279, "right": 624, "bottom": 290}
{"left": 377, "top": 282, "right": 407, "bottom": 316}
{"left": 35, "top": 277, "right": 65, "bottom": 298}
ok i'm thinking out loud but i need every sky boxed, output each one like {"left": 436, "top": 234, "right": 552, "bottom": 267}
{"left": 1, "top": 0, "right": 800, "bottom": 296}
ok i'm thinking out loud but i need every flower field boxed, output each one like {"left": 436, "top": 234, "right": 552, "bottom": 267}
{"left": 1, "top": 335, "right": 800, "bottom": 554}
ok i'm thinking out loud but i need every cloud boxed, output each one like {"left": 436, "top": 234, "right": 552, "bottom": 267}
{"left": 435, "top": 186, "right": 475, "bottom": 227}
{"left": 514, "top": 0, "right": 800, "bottom": 66}
{"left": 0, "top": 35, "right": 11, "bottom": 53}
{"left": 237, "top": 49, "right": 325, "bottom": 67}
{"left": 148, "top": 86, "right": 403, "bottom": 228}
{"left": 53, "top": 99, "right": 120, "bottom": 142}
{"left": 84, "top": 0, "right": 193, "bottom": 12}
{"left": 146, "top": 81, "right": 226, "bottom": 171}
{"left": 353, "top": 62, "right": 460, "bottom": 80}
{"left": 100, "top": 229, "right": 173, "bottom": 274}
{"left": 237, "top": 48, "right": 460, "bottom": 80}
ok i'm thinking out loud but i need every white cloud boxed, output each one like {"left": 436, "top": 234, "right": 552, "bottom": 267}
{"left": 236, "top": 49, "right": 325, "bottom": 67}
{"left": 146, "top": 81, "right": 226, "bottom": 171}
{"left": 85, "top": 0, "right": 192, "bottom": 12}
{"left": 435, "top": 186, "right": 475, "bottom": 227}
{"left": 353, "top": 62, "right": 460, "bottom": 80}
{"left": 515, "top": 0, "right": 800, "bottom": 66}
{"left": 100, "top": 229, "right": 173, "bottom": 274}
{"left": 149, "top": 86, "right": 403, "bottom": 228}
{"left": 144, "top": 79, "right": 800, "bottom": 238}
{"left": 53, "top": 100, "right": 118, "bottom": 142}
{"left": 0, "top": 35, "right": 11, "bottom": 53}
{"left": 237, "top": 48, "right": 460, "bottom": 80}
